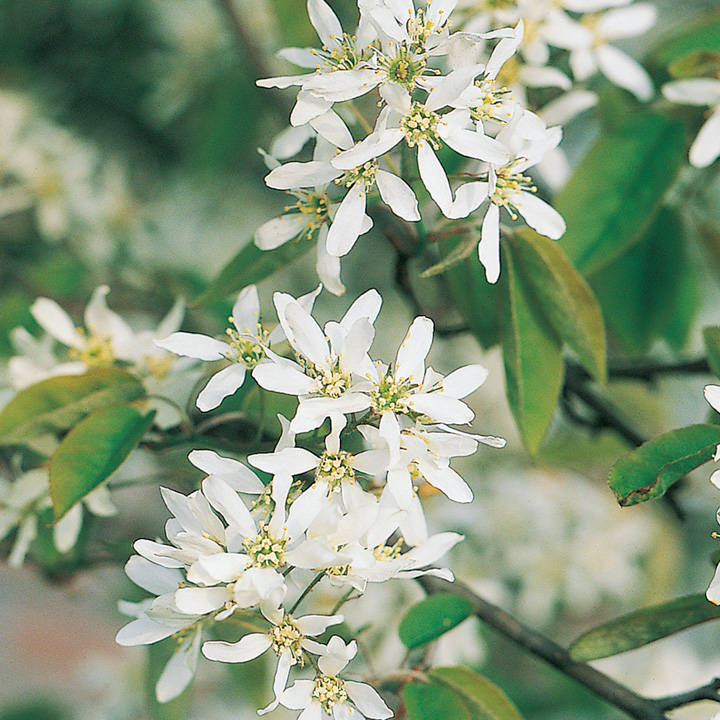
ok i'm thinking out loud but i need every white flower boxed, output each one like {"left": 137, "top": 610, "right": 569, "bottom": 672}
{"left": 253, "top": 289, "right": 382, "bottom": 434}
{"left": 332, "top": 86, "right": 510, "bottom": 219}
{"left": 663, "top": 79, "right": 720, "bottom": 168}
{"left": 157, "top": 283, "right": 321, "bottom": 411}
{"left": 116, "top": 555, "right": 204, "bottom": 702}
{"left": 547, "top": 4, "right": 656, "bottom": 101}
{"left": 278, "top": 636, "right": 393, "bottom": 720}
{"left": 202, "top": 609, "right": 344, "bottom": 713}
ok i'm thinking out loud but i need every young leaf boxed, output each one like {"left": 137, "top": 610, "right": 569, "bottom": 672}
{"left": 500, "top": 244, "right": 564, "bottom": 454}
{"left": 608, "top": 424, "right": 720, "bottom": 506}
{"left": 556, "top": 113, "right": 687, "bottom": 276}
{"left": 404, "top": 682, "right": 471, "bottom": 720}
{"left": 193, "top": 234, "right": 315, "bottom": 307}
{"left": 590, "top": 207, "right": 697, "bottom": 355}
{"left": 430, "top": 666, "right": 525, "bottom": 720}
{"left": 0, "top": 368, "right": 145, "bottom": 445}
{"left": 569, "top": 594, "right": 720, "bottom": 661}
{"left": 421, "top": 231, "right": 479, "bottom": 278}
{"left": 50, "top": 404, "right": 155, "bottom": 519}
{"left": 703, "top": 326, "right": 720, "bottom": 378}
{"left": 509, "top": 229, "right": 606, "bottom": 382}
{"left": 398, "top": 594, "right": 473, "bottom": 650}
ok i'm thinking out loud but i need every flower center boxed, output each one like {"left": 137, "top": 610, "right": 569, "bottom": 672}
{"left": 378, "top": 47, "right": 426, "bottom": 90}
{"left": 370, "top": 370, "right": 413, "bottom": 414}
{"left": 325, "top": 564, "right": 350, "bottom": 576}
{"left": 313, "top": 33, "right": 362, "bottom": 71}
{"left": 270, "top": 616, "right": 304, "bottom": 663}
{"left": 407, "top": 8, "right": 439, "bottom": 47}
{"left": 316, "top": 451, "right": 356, "bottom": 491}
{"left": 225, "top": 320, "right": 267, "bottom": 368}
{"left": 312, "top": 674, "right": 348, "bottom": 713}
{"left": 243, "top": 525, "right": 288, "bottom": 569}
{"left": 337, "top": 160, "right": 377, "bottom": 189}
{"left": 286, "top": 190, "right": 330, "bottom": 238}
{"left": 373, "top": 538, "right": 403, "bottom": 561}
{"left": 491, "top": 164, "right": 537, "bottom": 219}
{"left": 469, "top": 77, "right": 513, "bottom": 124}
{"left": 145, "top": 354, "right": 173, "bottom": 379}
{"left": 401, "top": 102, "right": 441, "bottom": 149}
{"left": 69, "top": 330, "right": 114, "bottom": 366}
{"left": 298, "top": 356, "right": 352, "bottom": 399}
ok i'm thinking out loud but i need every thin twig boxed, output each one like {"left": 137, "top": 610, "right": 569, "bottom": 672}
{"left": 418, "top": 576, "right": 670, "bottom": 720}
{"left": 654, "top": 677, "right": 720, "bottom": 710}
{"left": 289, "top": 572, "right": 325, "bottom": 614}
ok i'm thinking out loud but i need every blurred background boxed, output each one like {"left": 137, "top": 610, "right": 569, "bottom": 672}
{"left": 1, "top": 0, "right": 720, "bottom": 718}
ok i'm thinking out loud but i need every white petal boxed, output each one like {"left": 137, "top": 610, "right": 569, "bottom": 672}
{"left": 316, "top": 225, "right": 346, "bottom": 296}
{"left": 396, "top": 316, "right": 434, "bottom": 382}
{"left": 419, "top": 461, "right": 472, "bottom": 503}
{"left": 447, "top": 181, "right": 488, "bottom": 219}
{"left": 296, "top": 614, "right": 344, "bottom": 636}
{"left": 409, "top": 393, "right": 474, "bottom": 423}
{"left": 509, "top": 191, "right": 566, "bottom": 239}
{"left": 174, "top": 587, "right": 230, "bottom": 615}
{"left": 332, "top": 129, "right": 404, "bottom": 170}
{"left": 156, "top": 628, "right": 201, "bottom": 702}
{"left": 31, "top": 298, "right": 82, "bottom": 348}
{"left": 249, "top": 447, "right": 318, "bottom": 475}
{"left": 266, "top": 160, "right": 340, "bottom": 190}
{"left": 308, "top": 0, "right": 343, "bottom": 47}
{"left": 596, "top": 4, "right": 656, "bottom": 40}
{"left": 284, "top": 301, "right": 330, "bottom": 366}
{"left": 346, "top": 681, "right": 393, "bottom": 719}
{"left": 189, "top": 450, "right": 265, "bottom": 493}
{"left": 125, "top": 555, "right": 183, "bottom": 596}
{"left": 426, "top": 64, "right": 484, "bottom": 111}
{"left": 689, "top": 109, "right": 720, "bottom": 169}
{"left": 442, "top": 364, "right": 488, "bottom": 398}
{"left": 155, "top": 332, "right": 227, "bottom": 361}
{"left": 53, "top": 504, "right": 83, "bottom": 553}
{"left": 439, "top": 124, "right": 510, "bottom": 165}
{"left": 291, "top": 90, "right": 333, "bottom": 126}
{"left": 596, "top": 45, "right": 653, "bottom": 102}
{"left": 479, "top": 204, "right": 500, "bottom": 283}
{"left": 375, "top": 170, "right": 420, "bottom": 221}
{"left": 327, "top": 183, "right": 367, "bottom": 257}
{"left": 257, "top": 74, "right": 310, "bottom": 89}
{"left": 202, "top": 476, "right": 257, "bottom": 536}
{"left": 202, "top": 633, "right": 271, "bottom": 663}
{"left": 310, "top": 109, "right": 353, "bottom": 150}
{"left": 340, "top": 288, "right": 383, "bottom": 329}
{"left": 705, "top": 385, "right": 720, "bottom": 414}
{"left": 116, "top": 616, "right": 183, "bottom": 646}
{"left": 303, "top": 69, "right": 382, "bottom": 102}
{"left": 196, "top": 364, "right": 247, "bottom": 412}
{"left": 662, "top": 79, "right": 720, "bottom": 107}
{"left": 539, "top": 90, "right": 597, "bottom": 126}
{"left": 253, "top": 362, "right": 316, "bottom": 395}
{"left": 417, "top": 143, "right": 452, "bottom": 216}
{"left": 707, "top": 563, "right": 720, "bottom": 605}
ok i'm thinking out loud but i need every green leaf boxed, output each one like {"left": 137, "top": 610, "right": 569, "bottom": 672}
{"left": 649, "top": 9, "right": 720, "bottom": 70}
{"left": 590, "top": 207, "right": 697, "bottom": 355}
{"left": 50, "top": 404, "right": 155, "bottom": 519}
{"left": 404, "top": 682, "right": 471, "bottom": 720}
{"left": 436, "top": 233, "right": 501, "bottom": 349}
{"left": 430, "top": 667, "right": 525, "bottom": 720}
{"left": 668, "top": 50, "right": 720, "bottom": 79}
{"left": 556, "top": 113, "right": 687, "bottom": 276}
{"left": 399, "top": 594, "right": 473, "bottom": 650}
{"left": 509, "top": 229, "right": 606, "bottom": 382}
{"left": 569, "top": 594, "right": 720, "bottom": 661}
{"left": 704, "top": 326, "right": 720, "bottom": 379}
{"left": 608, "top": 424, "right": 720, "bottom": 506}
{"left": 500, "top": 244, "right": 563, "bottom": 454}
{"left": 0, "top": 368, "right": 145, "bottom": 445}
{"left": 193, "top": 234, "right": 316, "bottom": 307}
{"left": 421, "top": 232, "right": 479, "bottom": 278}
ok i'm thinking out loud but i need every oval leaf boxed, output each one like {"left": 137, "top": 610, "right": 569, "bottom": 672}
{"left": 404, "top": 682, "right": 471, "bottom": 720}
{"left": 509, "top": 229, "right": 606, "bottom": 382}
{"left": 556, "top": 113, "right": 687, "bottom": 276}
{"left": 569, "top": 594, "right": 720, "bottom": 661}
{"left": 0, "top": 368, "right": 145, "bottom": 446}
{"left": 399, "top": 593, "right": 473, "bottom": 650}
{"left": 193, "top": 234, "right": 315, "bottom": 307}
{"left": 500, "top": 243, "right": 563, "bottom": 454}
{"left": 703, "top": 326, "right": 720, "bottom": 379}
{"left": 608, "top": 424, "right": 720, "bottom": 506}
{"left": 430, "top": 666, "right": 525, "bottom": 720}
{"left": 50, "top": 404, "right": 155, "bottom": 519}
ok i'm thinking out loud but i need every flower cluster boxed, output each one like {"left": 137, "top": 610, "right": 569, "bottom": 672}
{"left": 119, "top": 285, "right": 504, "bottom": 712}
{"left": 253, "top": 0, "right": 573, "bottom": 286}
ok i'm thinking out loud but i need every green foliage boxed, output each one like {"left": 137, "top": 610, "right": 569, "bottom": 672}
{"left": 590, "top": 207, "right": 697, "bottom": 354}
{"left": 668, "top": 50, "right": 720, "bottom": 79}
{"left": 194, "top": 235, "right": 316, "bottom": 307}
{"left": 430, "top": 666, "right": 525, "bottom": 720}
{"left": 398, "top": 594, "right": 473, "bottom": 649}
{"left": 500, "top": 244, "right": 563, "bottom": 454}
{"left": 704, "top": 326, "right": 720, "bottom": 378}
{"left": 608, "top": 424, "right": 720, "bottom": 506}
{"left": 404, "top": 682, "right": 472, "bottom": 720}
{"left": 556, "top": 113, "right": 687, "bottom": 276}
{"left": 435, "top": 234, "right": 501, "bottom": 350}
{"left": 0, "top": 289, "right": 34, "bottom": 356}
{"left": 0, "top": 368, "right": 145, "bottom": 446}
{"left": 49, "top": 403, "right": 155, "bottom": 519}
{"left": 569, "top": 594, "right": 720, "bottom": 661}
{"left": 649, "top": 9, "right": 720, "bottom": 71}
{"left": 508, "top": 229, "right": 606, "bottom": 382}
